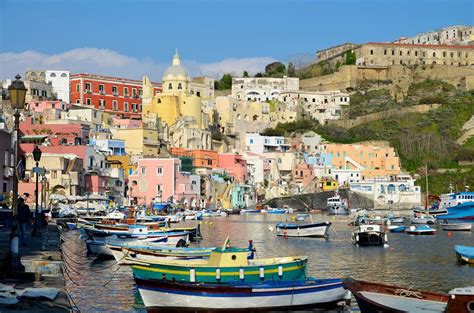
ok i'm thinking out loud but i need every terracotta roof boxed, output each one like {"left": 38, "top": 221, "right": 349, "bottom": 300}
{"left": 366, "top": 42, "right": 474, "bottom": 50}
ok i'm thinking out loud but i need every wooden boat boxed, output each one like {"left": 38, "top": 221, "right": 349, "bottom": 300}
{"left": 343, "top": 278, "right": 473, "bottom": 313}
{"left": 275, "top": 221, "right": 331, "bottom": 238}
{"left": 405, "top": 225, "right": 436, "bottom": 235}
{"left": 455, "top": 245, "right": 474, "bottom": 265}
{"left": 352, "top": 225, "right": 387, "bottom": 246}
{"left": 135, "top": 277, "right": 351, "bottom": 311}
{"left": 131, "top": 242, "right": 307, "bottom": 284}
{"left": 86, "top": 235, "right": 172, "bottom": 258}
{"left": 113, "top": 246, "right": 213, "bottom": 264}
{"left": 440, "top": 220, "right": 472, "bottom": 231}
{"left": 388, "top": 225, "right": 406, "bottom": 233}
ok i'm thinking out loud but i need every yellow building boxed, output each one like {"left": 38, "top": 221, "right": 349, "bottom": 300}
{"left": 110, "top": 127, "right": 159, "bottom": 157}
{"left": 142, "top": 51, "right": 205, "bottom": 129}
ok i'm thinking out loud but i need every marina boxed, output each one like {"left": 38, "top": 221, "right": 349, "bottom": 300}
{"left": 60, "top": 212, "right": 474, "bottom": 312}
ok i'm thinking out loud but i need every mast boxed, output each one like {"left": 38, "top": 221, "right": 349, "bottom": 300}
{"left": 425, "top": 164, "right": 429, "bottom": 209}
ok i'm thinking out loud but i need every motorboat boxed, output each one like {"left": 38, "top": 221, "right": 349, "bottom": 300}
{"left": 440, "top": 220, "right": 472, "bottom": 231}
{"left": 436, "top": 191, "right": 474, "bottom": 220}
{"left": 344, "top": 278, "right": 473, "bottom": 313}
{"left": 411, "top": 215, "right": 436, "bottom": 225}
{"left": 275, "top": 221, "right": 331, "bottom": 238}
{"left": 388, "top": 225, "right": 406, "bottom": 233}
{"left": 351, "top": 225, "right": 387, "bottom": 246}
{"left": 327, "top": 191, "right": 350, "bottom": 215}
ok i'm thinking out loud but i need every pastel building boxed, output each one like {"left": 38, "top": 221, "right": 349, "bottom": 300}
{"left": 231, "top": 77, "right": 299, "bottom": 102}
{"left": 128, "top": 158, "right": 200, "bottom": 207}
{"left": 245, "top": 133, "right": 289, "bottom": 154}
{"left": 20, "top": 117, "right": 91, "bottom": 146}
{"left": 218, "top": 153, "right": 248, "bottom": 183}
{"left": 292, "top": 162, "right": 316, "bottom": 193}
{"left": 231, "top": 185, "right": 255, "bottom": 209}
{"left": 322, "top": 143, "right": 400, "bottom": 180}
{"left": 45, "top": 70, "right": 70, "bottom": 102}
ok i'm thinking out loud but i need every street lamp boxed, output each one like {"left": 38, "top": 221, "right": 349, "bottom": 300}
{"left": 8, "top": 74, "right": 27, "bottom": 271}
{"left": 31, "top": 146, "right": 42, "bottom": 237}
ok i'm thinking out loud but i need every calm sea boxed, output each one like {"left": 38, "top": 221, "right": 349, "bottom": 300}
{"left": 62, "top": 213, "right": 474, "bottom": 312}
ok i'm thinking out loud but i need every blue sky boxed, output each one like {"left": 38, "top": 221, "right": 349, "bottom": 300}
{"left": 0, "top": 0, "right": 472, "bottom": 80}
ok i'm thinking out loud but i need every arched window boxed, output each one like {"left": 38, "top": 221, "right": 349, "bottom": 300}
{"left": 168, "top": 83, "right": 173, "bottom": 89}
{"left": 158, "top": 99, "right": 161, "bottom": 103}
{"left": 61, "top": 73, "right": 67, "bottom": 77}
{"left": 50, "top": 73, "right": 57, "bottom": 77}
{"left": 178, "top": 83, "right": 182, "bottom": 90}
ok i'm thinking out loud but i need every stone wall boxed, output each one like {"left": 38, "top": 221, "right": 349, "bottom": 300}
{"left": 328, "top": 104, "right": 442, "bottom": 129}
{"left": 300, "top": 64, "right": 474, "bottom": 99}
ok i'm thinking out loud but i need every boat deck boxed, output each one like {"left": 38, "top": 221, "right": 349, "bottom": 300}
{"left": 360, "top": 291, "right": 446, "bottom": 313}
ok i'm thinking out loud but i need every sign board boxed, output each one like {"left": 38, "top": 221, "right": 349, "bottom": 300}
{"left": 32, "top": 167, "right": 42, "bottom": 174}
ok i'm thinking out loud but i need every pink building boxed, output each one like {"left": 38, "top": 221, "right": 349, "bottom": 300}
{"left": 112, "top": 117, "right": 142, "bottom": 129}
{"left": 20, "top": 117, "right": 90, "bottom": 146}
{"left": 292, "top": 162, "right": 316, "bottom": 192}
{"left": 27, "top": 101, "right": 69, "bottom": 113}
{"left": 218, "top": 154, "right": 248, "bottom": 183}
{"left": 128, "top": 158, "right": 200, "bottom": 207}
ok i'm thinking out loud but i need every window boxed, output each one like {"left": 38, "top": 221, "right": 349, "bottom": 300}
{"left": 391, "top": 50, "right": 394, "bottom": 55}
{"left": 85, "top": 83, "right": 91, "bottom": 92}
{"left": 99, "top": 84, "right": 104, "bottom": 93}
{"left": 178, "top": 83, "right": 182, "bottom": 90}
{"left": 207, "top": 160, "right": 212, "bottom": 166}
{"left": 443, "top": 51, "right": 446, "bottom": 57}
{"left": 112, "top": 86, "right": 118, "bottom": 95}
{"left": 61, "top": 73, "right": 67, "bottom": 77}
{"left": 370, "top": 49, "right": 373, "bottom": 55}
{"left": 86, "top": 98, "right": 91, "bottom": 105}
{"left": 140, "top": 167, "right": 146, "bottom": 175}
{"left": 112, "top": 100, "right": 118, "bottom": 111}
{"left": 124, "top": 87, "right": 129, "bottom": 96}
{"left": 156, "top": 167, "right": 163, "bottom": 175}
{"left": 124, "top": 102, "right": 129, "bottom": 111}
{"left": 415, "top": 51, "right": 418, "bottom": 56}
{"left": 50, "top": 73, "right": 56, "bottom": 77}
{"left": 132, "top": 104, "right": 137, "bottom": 112}
{"left": 76, "top": 84, "right": 80, "bottom": 92}
{"left": 156, "top": 185, "right": 162, "bottom": 193}
{"left": 399, "top": 50, "right": 402, "bottom": 56}
{"left": 99, "top": 99, "right": 105, "bottom": 108}
{"left": 249, "top": 139, "right": 254, "bottom": 144}
{"left": 132, "top": 88, "right": 137, "bottom": 97}
{"left": 433, "top": 52, "right": 436, "bottom": 57}
{"left": 383, "top": 49, "right": 387, "bottom": 55}
{"left": 168, "top": 83, "right": 173, "bottom": 89}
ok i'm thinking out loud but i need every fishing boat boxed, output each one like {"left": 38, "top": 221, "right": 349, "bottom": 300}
{"left": 436, "top": 190, "right": 474, "bottom": 220}
{"left": 114, "top": 246, "right": 213, "bottom": 264}
{"left": 455, "top": 245, "right": 474, "bottom": 265}
{"left": 351, "top": 225, "right": 387, "bottom": 246}
{"left": 411, "top": 215, "right": 436, "bottom": 225}
{"left": 131, "top": 242, "right": 307, "bottom": 284}
{"left": 405, "top": 225, "right": 436, "bottom": 235}
{"left": 84, "top": 224, "right": 191, "bottom": 243}
{"left": 135, "top": 277, "right": 351, "bottom": 311}
{"left": 327, "top": 191, "right": 350, "bottom": 215}
{"left": 275, "top": 221, "right": 331, "bottom": 238}
{"left": 388, "top": 225, "right": 406, "bottom": 233}
{"left": 440, "top": 220, "right": 472, "bottom": 231}
{"left": 343, "top": 278, "right": 473, "bottom": 313}
{"left": 86, "top": 235, "right": 173, "bottom": 258}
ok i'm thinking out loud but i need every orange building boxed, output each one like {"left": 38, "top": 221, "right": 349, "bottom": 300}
{"left": 170, "top": 148, "right": 219, "bottom": 169}
{"left": 323, "top": 143, "right": 400, "bottom": 180}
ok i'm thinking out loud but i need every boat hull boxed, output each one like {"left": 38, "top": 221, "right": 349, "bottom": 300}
{"left": 275, "top": 222, "right": 331, "bottom": 238}
{"left": 352, "top": 232, "right": 386, "bottom": 246}
{"left": 455, "top": 245, "right": 474, "bottom": 265}
{"left": 388, "top": 225, "right": 406, "bottom": 233}
{"left": 441, "top": 223, "right": 472, "bottom": 231}
{"left": 132, "top": 257, "right": 308, "bottom": 284}
{"left": 135, "top": 278, "right": 350, "bottom": 311}
{"left": 327, "top": 205, "right": 350, "bottom": 215}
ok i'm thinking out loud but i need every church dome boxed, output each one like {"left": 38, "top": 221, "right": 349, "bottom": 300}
{"left": 162, "top": 51, "right": 190, "bottom": 82}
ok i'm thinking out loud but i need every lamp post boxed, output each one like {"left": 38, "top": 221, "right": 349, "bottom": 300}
{"left": 8, "top": 74, "right": 27, "bottom": 271}
{"left": 31, "top": 146, "right": 42, "bottom": 237}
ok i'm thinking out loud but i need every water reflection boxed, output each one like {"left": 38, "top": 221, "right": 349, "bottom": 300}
{"left": 64, "top": 213, "right": 474, "bottom": 312}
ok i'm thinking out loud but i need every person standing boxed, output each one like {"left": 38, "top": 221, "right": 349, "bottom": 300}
{"left": 17, "top": 198, "right": 32, "bottom": 247}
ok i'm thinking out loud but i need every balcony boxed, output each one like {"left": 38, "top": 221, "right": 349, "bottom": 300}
{"left": 124, "top": 94, "right": 130, "bottom": 98}
{"left": 112, "top": 92, "right": 118, "bottom": 96}
{"left": 133, "top": 95, "right": 139, "bottom": 99}
{"left": 99, "top": 90, "right": 105, "bottom": 95}
{"left": 86, "top": 89, "right": 92, "bottom": 94}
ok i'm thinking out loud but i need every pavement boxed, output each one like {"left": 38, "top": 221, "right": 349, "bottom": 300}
{"left": 0, "top": 222, "right": 72, "bottom": 312}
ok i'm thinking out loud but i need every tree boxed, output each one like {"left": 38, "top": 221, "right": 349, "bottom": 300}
{"left": 215, "top": 73, "right": 233, "bottom": 90}
{"left": 265, "top": 62, "right": 286, "bottom": 77}
{"left": 243, "top": 70, "right": 249, "bottom": 78}
{"left": 254, "top": 72, "right": 265, "bottom": 77}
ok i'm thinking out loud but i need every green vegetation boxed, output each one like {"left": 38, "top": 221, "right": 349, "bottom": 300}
{"left": 264, "top": 62, "right": 286, "bottom": 77}
{"left": 344, "top": 50, "right": 356, "bottom": 65}
{"left": 214, "top": 73, "right": 233, "bottom": 90}
{"left": 416, "top": 167, "right": 474, "bottom": 196}
{"left": 243, "top": 71, "right": 249, "bottom": 78}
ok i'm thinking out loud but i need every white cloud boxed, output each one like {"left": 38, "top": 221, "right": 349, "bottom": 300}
{"left": 0, "top": 48, "right": 276, "bottom": 81}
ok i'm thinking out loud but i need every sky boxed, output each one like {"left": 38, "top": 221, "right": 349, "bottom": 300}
{"left": 0, "top": 0, "right": 472, "bottom": 81}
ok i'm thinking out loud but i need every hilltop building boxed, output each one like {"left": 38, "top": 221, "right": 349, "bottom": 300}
{"left": 231, "top": 77, "right": 299, "bottom": 102}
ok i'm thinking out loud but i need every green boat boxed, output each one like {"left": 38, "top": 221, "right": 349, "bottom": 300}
{"left": 131, "top": 246, "right": 307, "bottom": 283}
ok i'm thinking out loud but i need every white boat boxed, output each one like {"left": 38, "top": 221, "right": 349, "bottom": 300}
{"left": 351, "top": 225, "right": 387, "bottom": 246}
{"left": 135, "top": 278, "right": 351, "bottom": 311}
{"left": 440, "top": 221, "right": 472, "bottom": 231}
{"left": 275, "top": 221, "right": 331, "bottom": 238}
{"left": 202, "top": 210, "right": 226, "bottom": 217}
{"left": 327, "top": 191, "right": 350, "bottom": 215}
{"left": 411, "top": 215, "right": 436, "bottom": 224}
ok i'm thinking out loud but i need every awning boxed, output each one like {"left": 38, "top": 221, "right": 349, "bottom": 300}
{"left": 21, "top": 135, "right": 48, "bottom": 142}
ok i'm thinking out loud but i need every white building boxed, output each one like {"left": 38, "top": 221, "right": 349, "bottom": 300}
{"left": 242, "top": 152, "right": 265, "bottom": 186}
{"left": 395, "top": 25, "right": 474, "bottom": 46}
{"left": 245, "top": 133, "right": 289, "bottom": 154}
{"left": 279, "top": 90, "right": 350, "bottom": 124}
{"left": 45, "top": 70, "right": 70, "bottom": 103}
{"left": 301, "top": 131, "right": 322, "bottom": 153}
{"left": 189, "top": 76, "right": 215, "bottom": 99}
{"left": 350, "top": 174, "right": 421, "bottom": 209}
{"left": 232, "top": 77, "right": 299, "bottom": 102}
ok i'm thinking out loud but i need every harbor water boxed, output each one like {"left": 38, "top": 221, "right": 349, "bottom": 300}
{"left": 62, "top": 213, "right": 474, "bottom": 312}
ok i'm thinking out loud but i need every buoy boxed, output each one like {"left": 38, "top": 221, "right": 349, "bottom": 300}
{"left": 447, "top": 231, "right": 452, "bottom": 237}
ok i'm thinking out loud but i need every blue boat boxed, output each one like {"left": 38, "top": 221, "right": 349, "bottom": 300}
{"left": 436, "top": 191, "right": 474, "bottom": 220}
{"left": 267, "top": 208, "right": 287, "bottom": 214}
{"left": 455, "top": 245, "right": 474, "bottom": 265}
{"left": 388, "top": 225, "right": 406, "bottom": 233}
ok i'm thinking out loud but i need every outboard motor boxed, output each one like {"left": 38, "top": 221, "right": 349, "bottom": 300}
{"left": 175, "top": 239, "right": 187, "bottom": 248}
